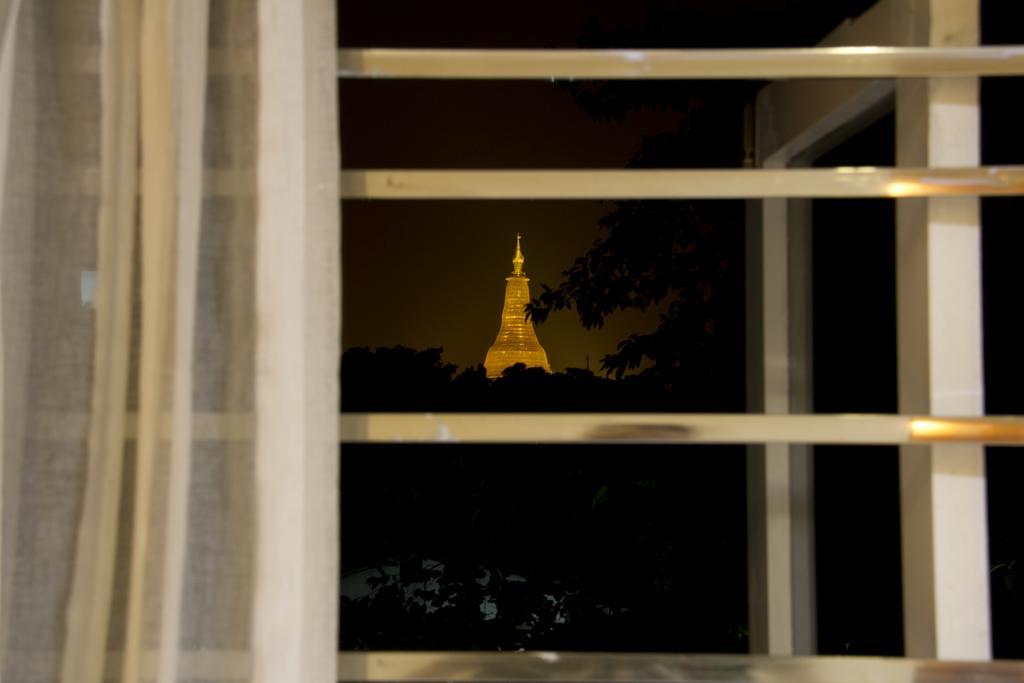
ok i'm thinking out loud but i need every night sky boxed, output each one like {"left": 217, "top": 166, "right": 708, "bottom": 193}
{"left": 340, "top": 82, "right": 685, "bottom": 371}
{"left": 338, "top": 0, "right": 878, "bottom": 372}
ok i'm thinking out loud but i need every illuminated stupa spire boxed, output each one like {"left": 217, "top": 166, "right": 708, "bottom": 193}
{"left": 512, "top": 233, "right": 525, "bottom": 274}
{"left": 484, "top": 234, "right": 552, "bottom": 378}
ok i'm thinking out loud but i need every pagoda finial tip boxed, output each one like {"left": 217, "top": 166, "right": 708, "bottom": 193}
{"left": 512, "top": 232, "right": 525, "bottom": 275}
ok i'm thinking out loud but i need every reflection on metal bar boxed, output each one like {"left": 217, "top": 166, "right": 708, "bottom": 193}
{"left": 336, "top": 651, "right": 1024, "bottom": 683}
{"left": 340, "top": 167, "right": 1024, "bottom": 199}
{"left": 909, "top": 418, "right": 1024, "bottom": 443}
{"left": 339, "top": 413, "right": 1024, "bottom": 446}
{"left": 337, "top": 46, "right": 1024, "bottom": 80}
{"left": 29, "top": 412, "right": 1024, "bottom": 445}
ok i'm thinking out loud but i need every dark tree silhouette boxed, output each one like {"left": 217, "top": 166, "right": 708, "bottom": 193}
{"left": 526, "top": 90, "right": 748, "bottom": 407}
{"left": 340, "top": 346, "right": 737, "bottom": 412}
{"left": 527, "top": 199, "right": 744, "bottom": 392}
{"left": 341, "top": 443, "right": 748, "bottom": 651}
{"left": 341, "top": 346, "right": 457, "bottom": 411}
{"left": 525, "top": 0, "right": 878, "bottom": 405}
{"left": 517, "top": 11, "right": 752, "bottom": 409}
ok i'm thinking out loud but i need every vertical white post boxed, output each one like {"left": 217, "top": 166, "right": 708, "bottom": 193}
{"left": 895, "top": 0, "right": 991, "bottom": 660}
{"left": 748, "top": 2, "right": 922, "bottom": 654}
{"left": 746, "top": 162, "right": 816, "bottom": 655}
{"left": 253, "top": 1, "right": 340, "bottom": 682}
{"left": 786, "top": 196, "right": 816, "bottom": 657}
{"left": 761, "top": 194, "right": 794, "bottom": 655}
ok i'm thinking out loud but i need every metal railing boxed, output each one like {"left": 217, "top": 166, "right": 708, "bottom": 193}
{"left": 336, "top": 651, "right": 1024, "bottom": 683}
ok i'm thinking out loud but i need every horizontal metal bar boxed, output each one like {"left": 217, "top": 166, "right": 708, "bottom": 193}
{"left": 69, "top": 166, "right": 1024, "bottom": 200}
{"left": 340, "top": 166, "right": 1024, "bottom": 199}
{"left": 336, "top": 651, "right": 1024, "bottom": 683}
{"left": 338, "top": 46, "right": 1024, "bottom": 80}
{"left": 30, "top": 413, "right": 1024, "bottom": 445}
{"left": 340, "top": 414, "right": 1024, "bottom": 446}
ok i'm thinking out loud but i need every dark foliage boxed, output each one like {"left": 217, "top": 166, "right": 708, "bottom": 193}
{"left": 339, "top": 346, "right": 749, "bottom": 650}
{"left": 525, "top": 199, "right": 745, "bottom": 402}
{"left": 340, "top": 444, "right": 748, "bottom": 651}
{"left": 519, "top": 13, "right": 751, "bottom": 405}
{"left": 341, "top": 346, "right": 458, "bottom": 411}
{"left": 523, "top": 98, "right": 748, "bottom": 405}
{"left": 341, "top": 346, "right": 741, "bottom": 412}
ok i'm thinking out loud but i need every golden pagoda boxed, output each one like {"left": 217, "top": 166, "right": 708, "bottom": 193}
{"left": 484, "top": 234, "right": 552, "bottom": 378}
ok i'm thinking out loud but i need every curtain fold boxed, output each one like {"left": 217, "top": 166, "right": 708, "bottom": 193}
{"left": 252, "top": 1, "right": 340, "bottom": 682}
{"left": 0, "top": 0, "right": 20, "bottom": 671}
{"left": 0, "top": 1, "right": 340, "bottom": 682}
{"left": 61, "top": 1, "right": 139, "bottom": 681}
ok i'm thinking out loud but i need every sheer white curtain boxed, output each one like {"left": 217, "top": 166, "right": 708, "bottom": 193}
{"left": 0, "top": 1, "right": 339, "bottom": 682}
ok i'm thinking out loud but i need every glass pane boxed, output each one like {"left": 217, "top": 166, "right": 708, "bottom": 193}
{"left": 981, "top": 0, "right": 1024, "bottom": 654}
